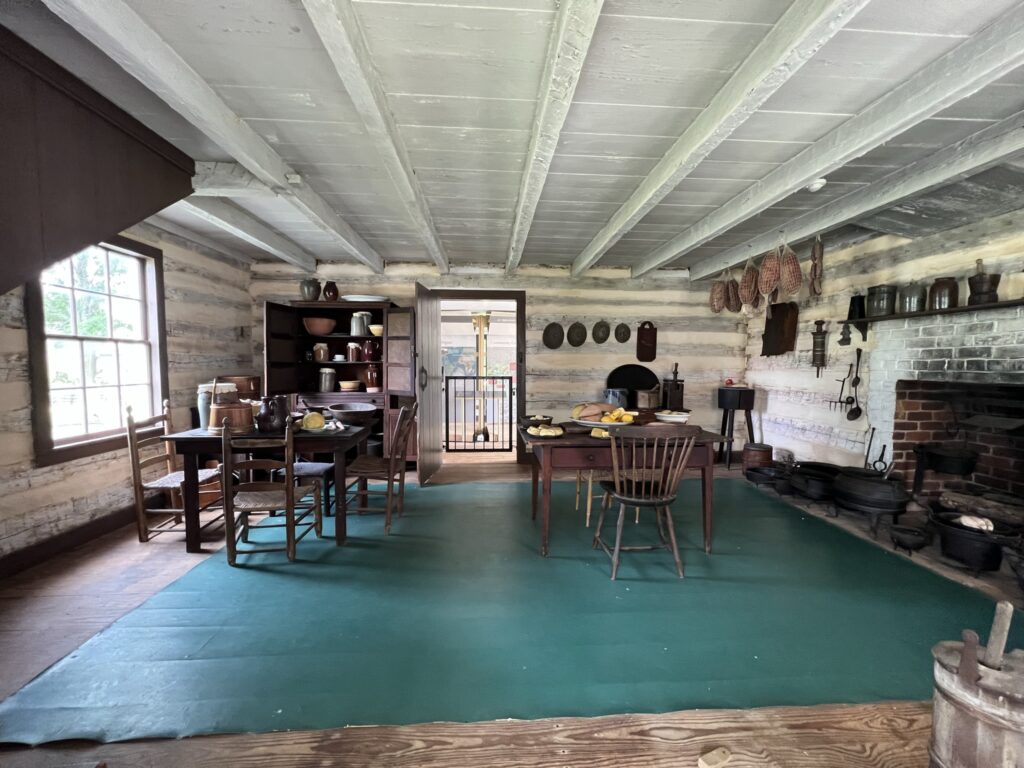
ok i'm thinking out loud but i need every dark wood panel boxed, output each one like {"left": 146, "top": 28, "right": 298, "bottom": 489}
{"left": 0, "top": 25, "right": 194, "bottom": 295}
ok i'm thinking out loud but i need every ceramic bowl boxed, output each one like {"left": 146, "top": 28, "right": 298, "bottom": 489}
{"left": 368, "top": 324, "right": 384, "bottom": 336}
{"left": 328, "top": 402, "right": 377, "bottom": 425}
{"left": 302, "top": 317, "right": 337, "bottom": 335}
{"left": 338, "top": 380, "right": 362, "bottom": 392}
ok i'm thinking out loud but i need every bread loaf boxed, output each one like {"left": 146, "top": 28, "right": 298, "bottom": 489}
{"left": 709, "top": 279, "right": 726, "bottom": 313}
{"left": 725, "top": 277, "right": 741, "bottom": 312}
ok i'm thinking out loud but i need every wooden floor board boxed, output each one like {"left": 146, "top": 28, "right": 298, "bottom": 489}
{"left": 0, "top": 701, "right": 931, "bottom": 767}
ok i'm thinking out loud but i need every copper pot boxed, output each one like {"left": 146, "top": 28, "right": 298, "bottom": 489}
{"left": 208, "top": 377, "right": 255, "bottom": 434}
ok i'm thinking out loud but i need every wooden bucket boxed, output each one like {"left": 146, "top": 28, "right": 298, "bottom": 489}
{"left": 742, "top": 443, "right": 773, "bottom": 471}
{"left": 929, "top": 602, "right": 1024, "bottom": 768}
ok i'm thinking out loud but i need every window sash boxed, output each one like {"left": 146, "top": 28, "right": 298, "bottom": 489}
{"left": 26, "top": 236, "right": 169, "bottom": 467}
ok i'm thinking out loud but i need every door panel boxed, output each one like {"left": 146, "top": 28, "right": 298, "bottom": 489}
{"left": 384, "top": 306, "right": 415, "bottom": 397}
{"left": 415, "top": 284, "right": 442, "bottom": 484}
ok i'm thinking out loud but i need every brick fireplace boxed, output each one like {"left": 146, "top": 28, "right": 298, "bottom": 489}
{"left": 865, "top": 303, "right": 1024, "bottom": 496}
{"left": 890, "top": 380, "right": 1024, "bottom": 497}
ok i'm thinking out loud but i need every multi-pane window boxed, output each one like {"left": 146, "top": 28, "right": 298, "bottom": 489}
{"left": 38, "top": 245, "right": 156, "bottom": 444}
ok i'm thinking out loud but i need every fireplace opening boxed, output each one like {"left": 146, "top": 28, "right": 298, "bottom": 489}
{"left": 891, "top": 380, "right": 1024, "bottom": 499}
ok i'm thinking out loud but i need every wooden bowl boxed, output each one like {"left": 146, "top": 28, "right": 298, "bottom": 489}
{"left": 338, "top": 380, "right": 362, "bottom": 391}
{"left": 368, "top": 324, "right": 384, "bottom": 336}
{"left": 302, "top": 317, "right": 337, "bottom": 335}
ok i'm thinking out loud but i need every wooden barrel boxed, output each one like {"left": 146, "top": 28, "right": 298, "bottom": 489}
{"left": 929, "top": 604, "right": 1023, "bottom": 768}
{"left": 742, "top": 443, "right": 773, "bottom": 471}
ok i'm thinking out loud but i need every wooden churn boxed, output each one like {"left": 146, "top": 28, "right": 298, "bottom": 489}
{"left": 929, "top": 601, "right": 1023, "bottom": 767}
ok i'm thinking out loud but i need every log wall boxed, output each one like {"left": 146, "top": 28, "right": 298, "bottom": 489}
{"left": 743, "top": 209, "right": 1024, "bottom": 466}
{"left": 249, "top": 263, "right": 748, "bottom": 428}
{"left": 0, "top": 226, "right": 254, "bottom": 559}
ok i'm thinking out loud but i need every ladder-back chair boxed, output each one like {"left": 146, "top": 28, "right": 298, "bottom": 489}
{"left": 126, "top": 401, "right": 221, "bottom": 544}
{"left": 347, "top": 402, "right": 418, "bottom": 534}
{"left": 593, "top": 424, "right": 700, "bottom": 580}
{"left": 220, "top": 419, "right": 322, "bottom": 566}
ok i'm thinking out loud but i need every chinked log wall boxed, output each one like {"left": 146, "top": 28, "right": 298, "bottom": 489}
{"left": 0, "top": 228, "right": 255, "bottom": 560}
{"left": 249, "top": 265, "right": 748, "bottom": 430}
{"left": 744, "top": 208, "right": 1024, "bottom": 467}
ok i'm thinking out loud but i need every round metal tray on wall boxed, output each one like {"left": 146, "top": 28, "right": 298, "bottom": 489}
{"left": 567, "top": 322, "right": 587, "bottom": 347}
{"left": 614, "top": 323, "right": 631, "bottom": 343}
{"left": 592, "top": 320, "right": 610, "bottom": 344}
{"left": 542, "top": 322, "right": 564, "bottom": 349}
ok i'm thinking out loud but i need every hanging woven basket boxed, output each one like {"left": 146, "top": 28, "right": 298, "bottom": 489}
{"left": 709, "top": 277, "right": 726, "bottom": 313}
{"left": 725, "top": 274, "right": 742, "bottom": 313}
{"left": 738, "top": 258, "right": 759, "bottom": 306}
{"left": 780, "top": 243, "right": 803, "bottom": 296}
{"left": 758, "top": 247, "right": 781, "bottom": 318}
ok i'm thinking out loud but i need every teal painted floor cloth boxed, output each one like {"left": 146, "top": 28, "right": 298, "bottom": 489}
{"left": 1, "top": 479, "right": 1018, "bottom": 745}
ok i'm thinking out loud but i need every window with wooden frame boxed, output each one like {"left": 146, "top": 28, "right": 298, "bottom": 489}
{"left": 25, "top": 236, "right": 169, "bottom": 466}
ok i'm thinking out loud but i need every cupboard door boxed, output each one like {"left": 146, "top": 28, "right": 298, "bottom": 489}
{"left": 385, "top": 306, "right": 415, "bottom": 397}
{"left": 263, "top": 301, "right": 300, "bottom": 395}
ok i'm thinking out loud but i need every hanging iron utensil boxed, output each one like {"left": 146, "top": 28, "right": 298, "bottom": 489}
{"left": 831, "top": 363, "right": 852, "bottom": 412}
{"left": 851, "top": 348, "right": 862, "bottom": 389}
{"left": 809, "top": 235, "right": 824, "bottom": 297}
{"left": 810, "top": 320, "right": 828, "bottom": 377}
{"left": 864, "top": 427, "right": 876, "bottom": 469}
{"left": 872, "top": 445, "right": 888, "bottom": 473}
{"left": 838, "top": 322, "right": 851, "bottom": 346}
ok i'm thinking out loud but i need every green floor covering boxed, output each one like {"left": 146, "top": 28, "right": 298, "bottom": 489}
{"left": 1, "top": 479, "right": 1019, "bottom": 745}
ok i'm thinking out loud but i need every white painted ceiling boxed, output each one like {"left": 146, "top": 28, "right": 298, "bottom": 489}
{"left": 5, "top": 0, "right": 1024, "bottom": 272}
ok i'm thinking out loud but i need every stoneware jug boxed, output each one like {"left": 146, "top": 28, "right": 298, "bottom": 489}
{"left": 323, "top": 281, "right": 339, "bottom": 301}
{"left": 300, "top": 278, "right": 321, "bottom": 301}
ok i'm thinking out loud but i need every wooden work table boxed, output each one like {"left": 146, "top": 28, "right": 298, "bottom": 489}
{"left": 164, "top": 426, "right": 369, "bottom": 552}
{"left": 520, "top": 426, "right": 728, "bottom": 557}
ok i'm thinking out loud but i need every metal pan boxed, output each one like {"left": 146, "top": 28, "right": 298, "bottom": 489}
{"left": 567, "top": 321, "right": 587, "bottom": 347}
{"left": 542, "top": 322, "right": 564, "bottom": 349}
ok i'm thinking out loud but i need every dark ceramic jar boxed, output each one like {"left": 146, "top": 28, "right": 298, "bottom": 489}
{"left": 866, "top": 284, "right": 897, "bottom": 317}
{"left": 928, "top": 277, "right": 959, "bottom": 310}
{"left": 255, "top": 397, "right": 276, "bottom": 433}
{"left": 323, "top": 281, "right": 339, "bottom": 301}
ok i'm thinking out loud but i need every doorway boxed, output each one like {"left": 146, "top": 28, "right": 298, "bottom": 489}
{"left": 415, "top": 287, "right": 525, "bottom": 484}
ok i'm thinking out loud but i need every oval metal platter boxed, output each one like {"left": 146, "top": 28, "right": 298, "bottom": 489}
{"left": 614, "top": 323, "right": 631, "bottom": 343}
{"left": 542, "top": 322, "right": 564, "bottom": 349}
{"left": 592, "top": 320, "right": 610, "bottom": 344}
{"left": 567, "top": 321, "right": 587, "bottom": 347}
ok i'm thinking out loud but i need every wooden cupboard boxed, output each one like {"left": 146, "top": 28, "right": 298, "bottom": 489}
{"left": 263, "top": 300, "right": 416, "bottom": 458}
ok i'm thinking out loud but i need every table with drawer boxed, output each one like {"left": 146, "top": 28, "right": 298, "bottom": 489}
{"left": 520, "top": 427, "right": 727, "bottom": 557}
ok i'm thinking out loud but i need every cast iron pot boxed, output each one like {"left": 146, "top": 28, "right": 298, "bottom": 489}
{"left": 790, "top": 462, "right": 841, "bottom": 501}
{"left": 745, "top": 466, "right": 785, "bottom": 487}
{"left": 834, "top": 470, "right": 910, "bottom": 508}
{"left": 890, "top": 525, "right": 932, "bottom": 556}
{"left": 929, "top": 506, "right": 1020, "bottom": 572}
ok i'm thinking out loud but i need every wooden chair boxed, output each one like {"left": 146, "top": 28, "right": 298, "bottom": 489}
{"left": 220, "top": 419, "right": 322, "bottom": 566}
{"left": 126, "top": 401, "right": 222, "bottom": 543}
{"left": 280, "top": 458, "right": 335, "bottom": 520}
{"left": 592, "top": 424, "right": 700, "bottom": 580}
{"left": 346, "top": 403, "right": 418, "bottom": 534}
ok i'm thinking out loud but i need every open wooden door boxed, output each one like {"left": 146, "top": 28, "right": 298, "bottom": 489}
{"left": 415, "top": 283, "right": 443, "bottom": 484}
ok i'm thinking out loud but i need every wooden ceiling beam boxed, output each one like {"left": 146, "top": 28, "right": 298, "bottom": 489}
{"left": 142, "top": 214, "right": 256, "bottom": 264}
{"left": 302, "top": 0, "right": 449, "bottom": 274}
{"left": 633, "top": 2, "right": 1024, "bottom": 278}
{"left": 179, "top": 198, "right": 317, "bottom": 272}
{"left": 568, "top": 0, "right": 870, "bottom": 277}
{"left": 192, "top": 162, "right": 274, "bottom": 198}
{"left": 505, "top": 0, "right": 604, "bottom": 275}
{"left": 689, "top": 110, "right": 1024, "bottom": 279}
{"left": 42, "top": 0, "right": 383, "bottom": 273}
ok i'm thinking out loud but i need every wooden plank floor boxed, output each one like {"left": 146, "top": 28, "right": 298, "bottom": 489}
{"left": 0, "top": 701, "right": 931, "bottom": 767}
{"left": 0, "top": 468, "right": 945, "bottom": 766}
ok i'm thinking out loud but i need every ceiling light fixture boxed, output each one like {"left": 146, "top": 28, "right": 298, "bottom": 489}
{"left": 806, "top": 177, "right": 828, "bottom": 193}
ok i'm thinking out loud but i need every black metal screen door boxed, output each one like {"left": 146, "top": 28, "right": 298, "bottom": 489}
{"left": 444, "top": 375, "right": 513, "bottom": 451}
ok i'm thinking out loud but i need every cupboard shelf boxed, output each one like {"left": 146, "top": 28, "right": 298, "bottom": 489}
{"left": 837, "top": 297, "right": 1024, "bottom": 326}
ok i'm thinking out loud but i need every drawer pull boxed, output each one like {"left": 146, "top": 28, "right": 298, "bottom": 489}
{"left": 586, "top": 454, "right": 595, "bottom": 462}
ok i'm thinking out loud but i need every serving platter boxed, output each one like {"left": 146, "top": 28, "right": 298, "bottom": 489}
{"left": 341, "top": 294, "right": 388, "bottom": 302}
{"left": 655, "top": 411, "right": 691, "bottom": 424}
{"left": 571, "top": 415, "right": 637, "bottom": 429}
